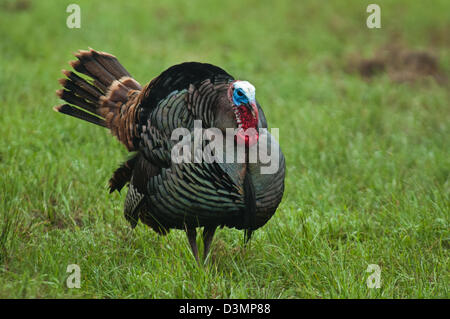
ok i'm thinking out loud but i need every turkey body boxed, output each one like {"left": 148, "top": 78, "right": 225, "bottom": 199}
{"left": 55, "top": 49, "right": 285, "bottom": 262}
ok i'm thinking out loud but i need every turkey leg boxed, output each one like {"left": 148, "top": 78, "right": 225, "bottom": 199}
{"left": 202, "top": 226, "right": 216, "bottom": 262}
{"left": 186, "top": 228, "right": 199, "bottom": 264}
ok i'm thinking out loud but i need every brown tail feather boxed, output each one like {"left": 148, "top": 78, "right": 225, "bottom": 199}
{"left": 54, "top": 48, "right": 143, "bottom": 151}
{"left": 54, "top": 104, "right": 106, "bottom": 127}
{"left": 58, "top": 78, "right": 98, "bottom": 104}
{"left": 56, "top": 88, "right": 98, "bottom": 114}
{"left": 90, "top": 49, "right": 131, "bottom": 79}
{"left": 61, "top": 69, "right": 103, "bottom": 99}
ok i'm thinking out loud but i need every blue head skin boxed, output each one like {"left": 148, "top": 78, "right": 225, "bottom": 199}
{"left": 228, "top": 81, "right": 259, "bottom": 146}
{"left": 232, "top": 81, "right": 256, "bottom": 106}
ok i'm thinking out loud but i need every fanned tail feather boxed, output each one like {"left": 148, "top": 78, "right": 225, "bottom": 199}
{"left": 54, "top": 48, "right": 143, "bottom": 151}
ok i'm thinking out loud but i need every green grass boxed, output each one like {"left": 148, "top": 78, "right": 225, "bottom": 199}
{"left": 0, "top": 0, "right": 448, "bottom": 298}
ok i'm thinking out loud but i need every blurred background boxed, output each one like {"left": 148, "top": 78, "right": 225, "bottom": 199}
{"left": 0, "top": 0, "right": 448, "bottom": 298}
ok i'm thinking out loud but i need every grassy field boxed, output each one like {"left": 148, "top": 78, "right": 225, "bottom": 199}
{"left": 0, "top": 0, "right": 448, "bottom": 298}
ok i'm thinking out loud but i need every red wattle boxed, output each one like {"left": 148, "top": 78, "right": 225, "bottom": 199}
{"left": 235, "top": 128, "right": 259, "bottom": 147}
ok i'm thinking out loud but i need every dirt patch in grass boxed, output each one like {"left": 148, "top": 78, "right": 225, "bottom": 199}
{"left": 428, "top": 24, "right": 450, "bottom": 48}
{"left": 1, "top": 0, "right": 31, "bottom": 12}
{"left": 347, "top": 43, "right": 448, "bottom": 85}
{"left": 28, "top": 197, "right": 85, "bottom": 231}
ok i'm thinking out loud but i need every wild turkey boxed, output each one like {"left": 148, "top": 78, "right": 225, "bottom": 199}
{"left": 54, "top": 49, "right": 285, "bottom": 263}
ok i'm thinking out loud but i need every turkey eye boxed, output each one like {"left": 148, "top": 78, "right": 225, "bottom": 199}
{"left": 237, "top": 90, "right": 243, "bottom": 97}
